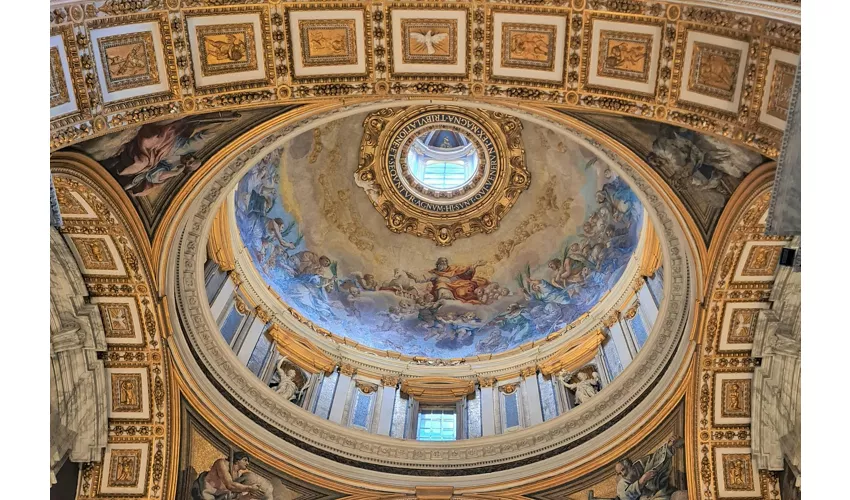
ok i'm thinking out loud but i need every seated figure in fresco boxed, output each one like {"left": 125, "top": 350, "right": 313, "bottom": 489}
{"left": 649, "top": 128, "right": 762, "bottom": 184}
{"left": 191, "top": 452, "right": 267, "bottom": 500}
{"left": 406, "top": 257, "right": 491, "bottom": 304}
{"left": 614, "top": 437, "right": 687, "bottom": 500}
{"left": 101, "top": 112, "right": 242, "bottom": 197}
{"left": 287, "top": 251, "right": 331, "bottom": 278}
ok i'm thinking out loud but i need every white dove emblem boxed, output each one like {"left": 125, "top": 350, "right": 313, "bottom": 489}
{"left": 410, "top": 30, "right": 449, "bottom": 55}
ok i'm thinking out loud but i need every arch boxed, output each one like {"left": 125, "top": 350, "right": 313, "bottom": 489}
{"left": 685, "top": 160, "right": 788, "bottom": 500}
{"left": 50, "top": 152, "right": 177, "bottom": 499}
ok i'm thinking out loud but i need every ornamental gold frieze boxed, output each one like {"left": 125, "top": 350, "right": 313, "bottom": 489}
{"left": 50, "top": 0, "right": 798, "bottom": 159}
{"left": 355, "top": 105, "right": 529, "bottom": 245}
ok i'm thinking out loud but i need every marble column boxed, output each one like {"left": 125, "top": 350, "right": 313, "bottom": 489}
{"left": 50, "top": 228, "right": 108, "bottom": 485}
{"left": 751, "top": 251, "right": 801, "bottom": 482}
{"left": 478, "top": 378, "right": 496, "bottom": 437}
{"left": 520, "top": 368, "right": 544, "bottom": 427}
{"left": 328, "top": 365, "right": 355, "bottom": 425}
{"left": 376, "top": 375, "right": 399, "bottom": 436}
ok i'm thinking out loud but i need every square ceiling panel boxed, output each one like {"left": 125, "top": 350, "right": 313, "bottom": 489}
{"left": 675, "top": 28, "right": 750, "bottom": 114}
{"left": 389, "top": 7, "right": 469, "bottom": 78}
{"left": 584, "top": 15, "right": 664, "bottom": 97}
{"left": 489, "top": 10, "right": 567, "bottom": 85}
{"left": 286, "top": 7, "right": 370, "bottom": 81}
{"left": 185, "top": 8, "right": 274, "bottom": 94}
{"left": 88, "top": 15, "right": 175, "bottom": 108}
{"left": 758, "top": 47, "right": 799, "bottom": 131}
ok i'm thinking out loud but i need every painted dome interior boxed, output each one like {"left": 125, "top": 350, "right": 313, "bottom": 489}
{"left": 232, "top": 110, "right": 646, "bottom": 358}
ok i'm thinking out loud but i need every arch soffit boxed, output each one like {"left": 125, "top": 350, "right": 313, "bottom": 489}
{"left": 50, "top": 153, "right": 176, "bottom": 500}
{"left": 49, "top": 0, "right": 800, "bottom": 161}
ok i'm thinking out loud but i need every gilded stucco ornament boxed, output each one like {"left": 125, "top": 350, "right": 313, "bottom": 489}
{"left": 355, "top": 106, "right": 529, "bottom": 245}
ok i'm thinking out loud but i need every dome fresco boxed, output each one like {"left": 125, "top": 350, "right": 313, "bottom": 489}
{"left": 233, "top": 112, "right": 644, "bottom": 358}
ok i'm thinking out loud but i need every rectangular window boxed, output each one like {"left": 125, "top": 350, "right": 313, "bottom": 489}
{"left": 416, "top": 409, "right": 457, "bottom": 441}
{"left": 647, "top": 267, "right": 664, "bottom": 306}
{"left": 603, "top": 338, "right": 624, "bottom": 379}
{"left": 219, "top": 306, "right": 244, "bottom": 346}
{"left": 629, "top": 309, "right": 650, "bottom": 350}
{"left": 246, "top": 332, "right": 271, "bottom": 376}
{"left": 350, "top": 391, "right": 373, "bottom": 430}
{"left": 503, "top": 392, "right": 520, "bottom": 429}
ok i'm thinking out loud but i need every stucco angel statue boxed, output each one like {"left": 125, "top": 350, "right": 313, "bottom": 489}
{"left": 273, "top": 357, "right": 304, "bottom": 402}
{"left": 558, "top": 369, "right": 601, "bottom": 406}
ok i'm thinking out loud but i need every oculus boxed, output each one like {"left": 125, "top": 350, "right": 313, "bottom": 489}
{"left": 355, "top": 106, "right": 530, "bottom": 246}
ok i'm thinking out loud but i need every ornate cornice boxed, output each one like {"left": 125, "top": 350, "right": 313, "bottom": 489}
{"left": 50, "top": 0, "right": 799, "bottom": 159}
{"left": 400, "top": 377, "right": 476, "bottom": 404}
{"left": 267, "top": 324, "right": 336, "bottom": 375}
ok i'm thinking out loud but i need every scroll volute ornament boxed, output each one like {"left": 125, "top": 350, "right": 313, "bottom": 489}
{"left": 267, "top": 324, "right": 335, "bottom": 375}
{"left": 400, "top": 377, "right": 475, "bottom": 404}
{"left": 539, "top": 329, "right": 607, "bottom": 376}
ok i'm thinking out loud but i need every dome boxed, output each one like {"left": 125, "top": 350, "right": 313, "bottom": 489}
{"left": 232, "top": 107, "right": 645, "bottom": 358}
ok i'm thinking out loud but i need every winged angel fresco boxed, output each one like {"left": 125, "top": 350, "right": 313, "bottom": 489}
{"left": 234, "top": 150, "right": 642, "bottom": 357}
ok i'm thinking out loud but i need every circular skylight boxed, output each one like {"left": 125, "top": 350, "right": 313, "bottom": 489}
{"left": 406, "top": 129, "right": 479, "bottom": 191}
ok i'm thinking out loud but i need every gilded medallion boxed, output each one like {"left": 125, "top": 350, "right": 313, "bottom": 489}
{"left": 355, "top": 106, "right": 529, "bottom": 245}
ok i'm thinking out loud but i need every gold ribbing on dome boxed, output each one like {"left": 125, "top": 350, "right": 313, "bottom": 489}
{"left": 400, "top": 377, "right": 476, "bottom": 404}
{"left": 539, "top": 329, "right": 607, "bottom": 376}
{"left": 639, "top": 220, "right": 662, "bottom": 278}
{"left": 267, "top": 324, "right": 336, "bottom": 375}
{"left": 207, "top": 201, "right": 235, "bottom": 272}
